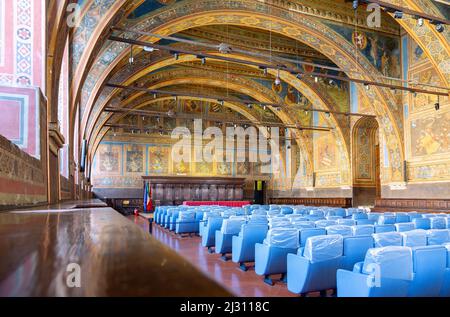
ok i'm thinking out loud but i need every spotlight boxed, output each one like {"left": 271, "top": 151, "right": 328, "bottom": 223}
{"left": 435, "top": 102, "right": 440, "bottom": 111}
{"left": 305, "top": 110, "right": 309, "bottom": 115}
{"left": 146, "top": 130, "right": 149, "bottom": 135}
{"left": 153, "top": 93, "right": 157, "bottom": 99}
{"left": 394, "top": 11, "right": 403, "bottom": 19}
{"left": 159, "top": 130, "right": 164, "bottom": 136}
{"left": 314, "top": 76, "right": 319, "bottom": 83}
{"left": 234, "top": 123, "right": 238, "bottom": 128}
{"left": 218, "top": 100, "right": 224, "bottom": 106}
{"left": 325, "top": 112, "right": 331, "bottom": 117}
{"left": 129, "top": 56, "right": 134, "bottom": 65}
{"left": 200, "top": 57, "right": 206, "bottom": 65}
{"left": 131, "top": 130, "right": 135, "bottom": 134}
{"left": 244, "top": 124, "right": 248, "bottom": 129}
{"left": 156, "top": 116, "right": 160, "bottom": 122}
{"left": 174, "top": 95, "right": 178, "bottom": 101}
{"left": 247, "top": 103, "right": 253, "bottom": 109}
{"left": 435, "top": 23, "right": 444, "bottom": 33}
{"left": 352, "top": 0, "right": 358, "bottom": 10}
{"left": 413, "top": 92, "right": 417, "bottom": 98}
{"left": 173, "top": 52, "right": 179, "bottom": 60}
{"left": 143, "top": 46, "right": 155, "bottom": 52}
{"left": 364, "top": 83, "right": 370, "bottom": 90}
{"left": 142, "top": 116, "right": 145, "bottom": 121}
{"left": 329, "top": 79, "right": 334, "bottom": 85}
{"left": 263, "top": 105, "right": 267, "bottom": 111}
{"left": 417, "top": 17, "right": 424, "bottom": 27}
{"left": 296, "top": 73, "right": 303, "bottom": 79}
{"left": 113, "top": 132, "right": 117, "bottom": 137}
{"left": 267, "top": 127, "right": 271, "bottom": 132}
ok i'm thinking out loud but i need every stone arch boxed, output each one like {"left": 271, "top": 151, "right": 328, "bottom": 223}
{"left": 76, "top": 2, "right": 405, "bottom": 182}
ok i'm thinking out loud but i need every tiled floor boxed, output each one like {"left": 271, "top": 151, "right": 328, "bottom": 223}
{"left": 128, "top": 215, "right": 298, "bottom": 297}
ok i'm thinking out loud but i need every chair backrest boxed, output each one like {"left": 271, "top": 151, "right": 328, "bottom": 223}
{"left": 327, "top": 216, "right": 343, "bottom": 221}
{"left": 178, "top": 211, "right": 196, "bottom": 221}
{"left": 299, "top": 228, "right": 327, "bottom": 246}
{"left": 338, "top": 219, "right": 357, "bottom": 226}
{"left": 368, "top": 213, "right": 381, "bottom": 222}
{"left": 374, "top": 224, "right": 396, "bottom": 233}
{"left": 326, "top": 225, "right": 353, "bottom": 237}
{"left": 395, "top": 212, "right": 411, "bottom": 223}
{"left": 241, "top": 223, "right": 268, "bottom": 238}
{"left": 263, "top": 227, "right": 299, "bottom": 249}
{"left": 413, "top": 217, "right": 431, "bottom": 230}
{"left": 377, "top": 215, "right": 396, "bottom": 225}
{"left": 303, "top": 234, "right": 344, "bottom": 263}
{"left": 362, "top": 246, "right": 413, "bottom": 281}
{"left": 352, "top": 213, "right": 368, "bottom": 220}
{"left": 426, "top": 229, "right": 450, "bottom": 245}
{"left": 343, "top": 236, "right": 374, "bottom": 266}
{"left": 269, "top": 217, "right": 291, "bottom": 229}
{"left": 395, "top": 222, "right": 415, "bottom": 232}
{"left": 352, "top": 225, "right": 375, "bottom": 236}
{"left": 401, "top": 229, "right": 427, "bottom": 247}
{"left": 315, "top": 220, "right": 337, "bottom": 228}
{"left": 423, "top": 213, "right": 438, "bottom": 218}
{"left": 281, "top": 206, "right": 293, "bottom": 215}
{"left": 252, "top": 209, "right": 267, "bottom": 216}
{"left": 372, "top": 232, "right": 403, "bottom": 247}
{"left": 291, "top": 221, "right": 315, "bottom": 230}
{"left": 444, "top": 243, "right": 450, "bottom": 268}
{"left": 408, "top": 212, "right": 423, "bottom": 220}
{"left": 203, "top": 210, "right": 221, "bottom": 220}
{"left": 430, "top": 217, "right": 447, "bottom": 229}
{"left": 309, "top": 210, "right": 325, "bottom": 217}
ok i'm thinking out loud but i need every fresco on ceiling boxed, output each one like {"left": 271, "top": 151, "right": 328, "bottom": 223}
{"left": 148, "top": 145, "right": 170, "bottom": 174}
{"left": 128, "top": 0, "right": 177, "bottom": 19}
{"left": 125, "top": 144, "right": 144, "bottom": 173}
{"left": 326, "top": 22, "right": 401, "bottom": 78}
{"left": 410, "top": 111, "right": 450, "bottom": 157}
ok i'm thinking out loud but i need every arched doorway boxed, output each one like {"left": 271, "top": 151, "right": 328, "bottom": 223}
{"left": 352, "top": 117, "right": 380, "bottom": 207}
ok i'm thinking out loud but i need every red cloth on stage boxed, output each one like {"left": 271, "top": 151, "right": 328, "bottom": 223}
{"left": 182, "top": 201, "right": 251, "bottom": 207}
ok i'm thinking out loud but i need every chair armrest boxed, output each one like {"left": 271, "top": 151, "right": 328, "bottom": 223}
{"left": 353, "top": 261, "right": 364, "bottom": 273}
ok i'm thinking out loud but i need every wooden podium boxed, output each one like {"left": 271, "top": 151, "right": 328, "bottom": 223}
{"left": 142, "top": 176, "right": 246, "bottom": 206}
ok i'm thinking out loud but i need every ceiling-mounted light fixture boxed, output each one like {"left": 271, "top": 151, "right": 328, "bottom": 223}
{"left": 329, "top": 79, "right": 334, "bottom": 85}
{"left": 352, "top": 0, "right": 359, "bottom": 10}
{"left": 364, "top": 83, "right": 370, "bottom": 90}
{"left": 325, "top": 112, "right": 331, "bottom": 118}
{"left": 394, "top": 11, "right": 404, "bottom": 19}
{"left": 247, "top": 103, "right": 253, "bottom": 109}
{"left": 435, "top": 23, "right": 445, "bottom": 33}
{"left": 197, "top": 55, "right": 206, "bottom": 65}
{"left": 173, "top": 95, "right": 178, "bottom": 101}
{"left": 153, "top": 93, "right": 157, "bottom": 99}
{"left": 296, "top": 73, "right": 303, "bottom": 80}
{"left": 146, "top": 130, "right": 149, "bottom": 135}
{"left": 159, "top": 129, "right": 164, "bottom": 136}
{"left": 218, "top": 99, "right": 224, "bottom": 106}
{"left": 274, "top": 69, "right": 281, "bottom": 86}
{"left": 173, "top": 52, "right": 179, "bottom": 60}
{"left": 143, "top": 46, "right": 155, "bottom": 52}
{"left": 314, "top": 76, "right": 319, "bottom": 83}
{"left": 129, "top": 45, "right": 134, "bottom": 65}
{"left": 262, "top": 104, "right": 267, "bottom": 110}
{"left": 417, "top": 17, "right": 424, "bottom": 27}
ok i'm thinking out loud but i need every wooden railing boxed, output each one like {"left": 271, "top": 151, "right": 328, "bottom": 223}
{"left": 269, "top": 197, "right": 352, "bottom": 208}
{"left": 373, "top": 198, "right": 450, "bottom": 213}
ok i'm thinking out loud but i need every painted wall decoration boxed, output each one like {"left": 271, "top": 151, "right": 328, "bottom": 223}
{"left": 148, "top": 146, "right": 170, "bottom": 174}
{"left": 125, "top": 144, "right": 144, "bottom": 173}
{"left": 97, "top": 144, "right": 121, "bottom": 174}
{"left": 410, "top": 111, "right": 450, "bottom": 157}
{"left": 314, "top": 114, "right": 337, "bottom": 171}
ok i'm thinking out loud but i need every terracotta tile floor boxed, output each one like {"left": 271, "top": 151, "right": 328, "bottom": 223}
{"left": 127, "top": 215, "right": 298, "bottom": 297}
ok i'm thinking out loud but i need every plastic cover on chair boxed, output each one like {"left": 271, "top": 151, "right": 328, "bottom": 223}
{"left": 221, "top": 218, "right": 245, "bottom": 234}
{"left": 352, "top": 225, "right": 374, "bottom": 236}
{"left": 326, "top": 225, "right": 353, "bottom": 237}
{"left": 400, "top": 229, "right": 427, "bottom": 247}
{"left": 269, "top": 217, "right": 291, "bottom": 229}
{"left": 427, "top": 229, "right": 450, "bottom": 245}
{"left": 338, "top": 219, "right": 357, "bottom": 226}
{"left": 315, "top": 220, "right": 337, "bottom": 228}
{"left": 263, "top": 227, "right": 299, "bottom": 249}
{"left": 430, "top": 217, "right": 447, "bottom": 229}
{"left": 362, "top": 246, "right": 413, "bottom": 281}
{"left": 303, "top": 234, "right": 344, "bottom": 263}
{"left": 377, "top": 215, "right": 396, "bottom": 225}
{"left": 178, "top": 211, "right": 196, "bottom": 222}
{"left": 372, "top": 232, "right": 403, "bottom": 247}
{"left": 291, "top": 221, "right": 315, "bottom": 230}
{"left": 394, "top": 222, "right": 415, "bottom": 232}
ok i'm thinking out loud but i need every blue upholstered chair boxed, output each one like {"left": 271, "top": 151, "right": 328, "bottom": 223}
{"left": 395, "top": 212, "right": 411, "bottom": 223}
{"left": 377, "top": 215, "right": 396, "bottom": 225}
{"left": 426, "top": 229, "right": 450, "bottom": 245}
{"left": 255, "top": 227, "right": 299, "bottom": 285}
{"left": 395, "top": 222, "right": 415, "bottom": 232}
{"left": 413, "top": 217, "right": 431, "bottom": 230}
{"left": 367, "top": 213, "right": 381, "bottom": 223}
{"left": 215, "top": 218, "right": 246, "bottom": 259}
{"left": 400, "top": 229, "right": 427, "bottom": 248}
{"left": 352, "top": 225, "right": 374, "bottom": 236}
{"left": 201, "top": 216, "right": 224, "bottom": 251}
{"left": 431, "top": 217, "right": 447, "bottom": 229}
{"left": 352, "top": 213, "right": 368, "bottom": 221}
{"left": 287, "top": 235, "right": 344, "bottom": 295}
{"left": 338, "top": 219, "right": 357, "bottom": 226}
{"left": 326, "top": 216, "right": 343, "bottom": 221}
{"left": 372, "top": 232, "right": 403, "bottom": 247}
{"left": 337, "top": 246, "right": 413, "bottom": 297}
{"left": 374, "top": 224, "right": 396, "bottom": 233}
{"left": 440, "top": 243, "right": 450, "bottom": 297}
{"left": 175, "top": 210, "right": 198, "bottom": 234}
{"left": 356, "top": 219, "right": 376, "bottom": 225}
{"left": 341, "top": 236, "right": 374, "bottom": 271}
{"left": 408, "top": 245, "right": 447, "bottom": 297}
{"left": 315, "top": 220, "right": 337, "bottom": 228}
{"left": 232, "top": 223, "right": 268, "bottom": 270}
{"left": 281, "top": 206, "right": 294, "bottom": 215}
{"left": 291, "top": 221, "right": 315, "bottom": 230}
{"left": 299, "top": 228, "right": 326, "bottom": 247}
{"left": 326, "top": 225, "right": 353, "bottom": 237}
{"left": 269, "top": 217, "right": 291, "bottom": 229}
